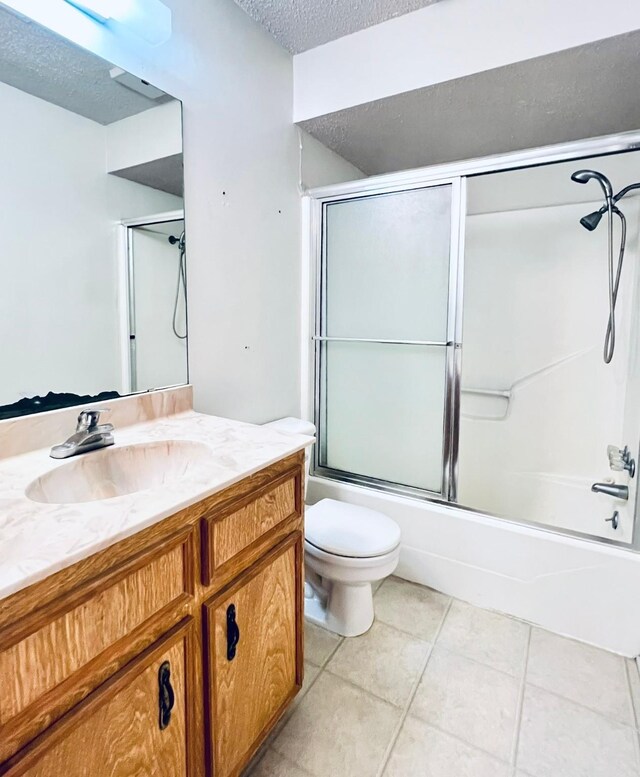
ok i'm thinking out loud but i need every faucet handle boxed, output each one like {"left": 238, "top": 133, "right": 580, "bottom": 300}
{"left": 76, "top": 408, "right": 110, "bottom": 432}
{"left": 607, "top": 444, "right": 636, "bottom": 478}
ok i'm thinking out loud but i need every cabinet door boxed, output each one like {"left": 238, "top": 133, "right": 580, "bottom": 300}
{"left": 204, "top": 533, "right": 303, "bottom": 777}
{"left": 2, "top": 619, "right": 194, "bottom": 777}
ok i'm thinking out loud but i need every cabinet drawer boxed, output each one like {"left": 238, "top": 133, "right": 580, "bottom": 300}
{"left": 0, "top": 619, "right": 194, "bottom": 777}
{"left": 201, "top": 467, "right": 302, "bottom": 585}
{"left": 0, "top": 528, "right": 194, "bottom": 758}
{"left": 204, "top": 533, "right": 303, "bottom": 777}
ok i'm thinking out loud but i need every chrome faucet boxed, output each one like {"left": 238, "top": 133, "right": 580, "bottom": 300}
{"left": 50, "top": 408, "right": 114, "bottom": 459}
{"left": 591, "top": 482, "right": 629, "bottom": 500}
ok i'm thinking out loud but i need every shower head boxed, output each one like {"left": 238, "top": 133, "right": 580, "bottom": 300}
{"left": 579, "top": 209, "right": 605, "bottom": 231}
{"left": 571, "top": 169, "right": 613, "bottom": 200}
{"left": 168, "top": 231, "right": 186, "bottom": 251}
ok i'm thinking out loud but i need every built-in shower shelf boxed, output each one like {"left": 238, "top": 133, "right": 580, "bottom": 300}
{"left": 461, "top": 387, "right": 511, "bottom": 421}
{"left": 461, "top": 387, "right": 512, "bottom": 399}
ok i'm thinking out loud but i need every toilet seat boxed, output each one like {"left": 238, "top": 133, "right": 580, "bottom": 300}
{"left": 305, "top": 498, "right": 401, "bottom": 559}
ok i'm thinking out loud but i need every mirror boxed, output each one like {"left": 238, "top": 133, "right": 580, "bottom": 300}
{"left": 0, "top": 7, "right": 186, "bottom": 419}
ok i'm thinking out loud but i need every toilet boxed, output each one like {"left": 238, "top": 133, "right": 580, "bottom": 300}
{"left": 263, "top": 418, "right": 401, "bottom": 637}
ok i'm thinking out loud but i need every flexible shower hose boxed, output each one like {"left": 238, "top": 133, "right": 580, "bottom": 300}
{"left": 603, "top": 207, "right": 626, "bottom": 364}
{"left": 172, "top": 234, "right": 187, "bottom": 340}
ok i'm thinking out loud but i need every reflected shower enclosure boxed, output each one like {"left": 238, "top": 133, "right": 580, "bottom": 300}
{"left": 309, "top": 146, "right": 640, "bottom": 546}
{"left": 123, "top": 213, "right": 188, "bottom": 393}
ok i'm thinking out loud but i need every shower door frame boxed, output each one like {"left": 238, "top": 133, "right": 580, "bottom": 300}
{"left": 309, "top": 177, "right": 466, "bottom": 502}
{"left": 305, "top": 128, "right": 640, "bottom": 549}
{"left": 118, "top": 209, "right": 185, "bottom": 394}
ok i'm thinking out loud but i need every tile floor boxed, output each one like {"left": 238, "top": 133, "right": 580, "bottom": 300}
{"left": 246, "top": 577, "right": 640, "bottom": 777}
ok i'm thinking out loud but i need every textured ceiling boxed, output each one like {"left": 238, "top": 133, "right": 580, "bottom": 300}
{"left": 0, "top": 7, "right": 173, "bottom": 124}
{"left": 233, "top": 0, "right": 441, "bottom": 53}
{"left": 299, "top": 31, "right": 640, "bottom": 176}
{"left": 110, "top": 154, "right": 184, "bottom": 197}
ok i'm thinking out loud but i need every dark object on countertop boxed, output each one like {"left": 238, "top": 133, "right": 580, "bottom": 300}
{"left": 0, "top": 390, "right": 121, "bottom": 420}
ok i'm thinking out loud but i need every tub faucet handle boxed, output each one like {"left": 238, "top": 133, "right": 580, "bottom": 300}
{"left": 607, "top": 444, "right": 635, "bottom": 478}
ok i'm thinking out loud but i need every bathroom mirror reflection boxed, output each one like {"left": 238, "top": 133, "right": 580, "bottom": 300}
{"left": 0, "top": 7, "right": 186, "bottom": 420}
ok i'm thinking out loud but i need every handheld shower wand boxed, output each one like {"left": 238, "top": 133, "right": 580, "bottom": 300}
{"left": 571, "top": 169, "right": 619, "bottom": 364}
{"left": 570, "top": 169, "right": 613, "bottom": 199}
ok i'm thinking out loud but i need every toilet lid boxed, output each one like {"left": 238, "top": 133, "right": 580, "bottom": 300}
{"left": 305, "top": 499, "right": 401, "bottom": 558}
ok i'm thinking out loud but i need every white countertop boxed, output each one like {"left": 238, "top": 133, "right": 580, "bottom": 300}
{"left": 0, "top": 410, "right": 312, "bottom": 602}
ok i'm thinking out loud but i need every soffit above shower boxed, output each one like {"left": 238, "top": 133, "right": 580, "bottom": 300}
{"left": 0, "top": 6, "right": 173, "bottom": 124}
{"left": 232, "top": 0, "right": 442, "bottom": 53}
{"left": 298, "top": 30, "right": 640, "bottom": 177}
{"left": 110, "top": 154, "right": 184, "bottom": 197}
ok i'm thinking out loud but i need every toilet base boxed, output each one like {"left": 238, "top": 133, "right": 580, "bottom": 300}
{"left": 303, "top": 539, "right": 400, "bottom": 638}
{"left": 304, "top": 578, "right": 375, "bottom": 637}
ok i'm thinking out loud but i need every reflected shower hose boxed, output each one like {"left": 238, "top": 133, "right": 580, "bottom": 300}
{"left": 169, "top": 232, "right": 187, "bottom": 340}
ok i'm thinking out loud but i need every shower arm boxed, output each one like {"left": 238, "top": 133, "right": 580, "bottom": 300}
{"left": 613, "top": 182, "right": 640, "bottom": 204}
{"left": 589, "top": 182, "right": 640, "bottom": 218}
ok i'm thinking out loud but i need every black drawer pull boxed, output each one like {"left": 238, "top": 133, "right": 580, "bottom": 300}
{"left": 158, "top": 660, "right": 175, "bottom": 730}
{"left": 227, "top": 603, "right": 240, "bottom": 661}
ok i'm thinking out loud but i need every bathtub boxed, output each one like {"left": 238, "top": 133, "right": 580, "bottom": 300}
{"left": 307, "top": 475, "right": 640, "bottom": 656}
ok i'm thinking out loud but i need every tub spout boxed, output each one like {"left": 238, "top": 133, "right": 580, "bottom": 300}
{"left": 591, "top": 482, "right": 629, "bottom": 500}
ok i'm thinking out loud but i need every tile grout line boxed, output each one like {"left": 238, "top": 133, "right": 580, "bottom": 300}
{"left": 509, "top": 624, "right": 532, "bottom": 775}
{"left": 250, "top": 634, "right": 344, "bottom": 774}
{"left": 321, "top": 665, "right": 410, "bottom": 708}
{"left": 375, "top": 597, "right": 454, "bottom": 777}
{"left": 326, "top": 649, "right": 516, "bottom": 767}
{"left": 406, "top": 717, "right": 514, "bottom": 766}
{"left": 425, "top": 639, "right": 527, "bottom": 678}
{"left": 625, "top": 658, "right": 640, "bottom": 728}
{"left": 523, "top": 677, "right": 640, "bottom": 730}
{"left": 304, "top": 633, "right": 345, "bottom": 677}
{"left": 623, "top": 658, "right": 640, "bottom": 770}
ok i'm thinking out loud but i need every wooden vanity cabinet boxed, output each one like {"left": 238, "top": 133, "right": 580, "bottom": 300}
{"left": 0, "top": 451, "right": 305, "bottom": 777}
{"left": 1, "top": 620, "right": 195, "bottom": 777}
{"left": 204, "top": 533, "right": 304, "bottom": 777}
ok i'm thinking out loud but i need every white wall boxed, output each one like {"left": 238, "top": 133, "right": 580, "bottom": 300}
{"left": 293, "top": 0, "right": 640, "bottom": 121}
{"left": 300, "top": 129, "right": 365, "bottom": 189}
{"left": 0, "top": 80, "right": 118, "bottom": 404}
{"left": 106, "top": 100, "right": 182, "bottom": 172}
{"left": 4, "top": 0, "right": 304, "bottom": 424}
{"left": 0, "top": 79, "right": 182, "bottom": 405}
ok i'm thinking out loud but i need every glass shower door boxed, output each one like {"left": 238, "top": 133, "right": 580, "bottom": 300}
{"left": 127, "top": 218, "right": 188, "bottom": 393}
{"left": 314, "top": 182, "right": 462, "bottom": 498}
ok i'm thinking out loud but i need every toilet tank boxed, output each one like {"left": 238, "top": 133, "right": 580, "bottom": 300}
{"left": 262, "top": 417, "right": 316, "bottom": 495}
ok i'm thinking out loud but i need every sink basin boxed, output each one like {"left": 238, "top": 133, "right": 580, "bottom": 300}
{"left": 26, "top": 440, "right": 216, "bottom": 504}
